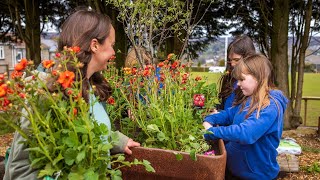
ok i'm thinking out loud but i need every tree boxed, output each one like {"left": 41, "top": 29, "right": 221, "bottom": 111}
{"left": 289, "top": 0, "right": 318, "bottom": 127}
{"left": 219, "top": 0, "right": 319, "bottom": 129}
{"left": 7, "top": 0, "right": 41, "bottom": 65}
{"left": 107, "top": 0, "right": 215, "bottom": 67}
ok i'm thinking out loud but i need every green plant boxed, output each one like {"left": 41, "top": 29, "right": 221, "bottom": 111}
{"left": 105, "top": 55, "right": 219, "bottom": 158}
{"left": 0, "top": 47, "right": 152, "bottom": 179}
{"left": 301, "top": 162, "right": 320, "bottom": 174}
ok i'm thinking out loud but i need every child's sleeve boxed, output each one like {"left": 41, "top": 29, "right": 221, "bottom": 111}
{"left": 205, "top": 103, "right": 278, "bottom": 143}
{"left": 203, "top": 106, "right": 236, "bottom": 126}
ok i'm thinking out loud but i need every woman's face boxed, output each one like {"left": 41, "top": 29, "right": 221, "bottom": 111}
{"left": 87, "top": 26, "right": 115, "bottom": 78}
{"left": 237, "top": 73, "right": 258, "bottom": 96}
{"left": 228, "top": 53, "right": 242, "bottom": 67}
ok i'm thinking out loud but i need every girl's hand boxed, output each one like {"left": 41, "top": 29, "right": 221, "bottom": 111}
{"left": 124, "top": 139, "right": 140, "bottom": 155}
{"left": 209, "top": 108, "right": 219, "bottom": 115}
{"left": 203, "top": 122, "right": 213, "bottom": 130}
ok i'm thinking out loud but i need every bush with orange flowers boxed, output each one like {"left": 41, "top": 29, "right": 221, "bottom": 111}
{"left": 0, "top": 47, "right": 152, "bottom": 179}
{"left": 104, "top": 54, "right": 219, "bottom": 159}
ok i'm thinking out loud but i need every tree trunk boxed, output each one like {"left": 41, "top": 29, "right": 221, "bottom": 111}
{"left": 270, "top": 0, "right": 292, "bottom": 129}
{"left": 293, "top": 0, "right": 312, "bottom": 126}
{"left": 24, "top": 0, "right": 41, "bottom": 66}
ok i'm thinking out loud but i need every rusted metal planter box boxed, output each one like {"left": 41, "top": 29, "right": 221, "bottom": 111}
{"left": 122, "top": 139, "right": 226, "bottom": 180}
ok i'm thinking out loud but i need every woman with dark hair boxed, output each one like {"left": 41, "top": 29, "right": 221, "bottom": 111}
{"left": 218, "top": 35, "right": 256, "bottom": 110}
{"left": 4, "top": 8, "right": 140, "bottom": 180}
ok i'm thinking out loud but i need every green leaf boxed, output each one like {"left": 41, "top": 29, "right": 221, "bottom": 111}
{"left": 157, "top": 131, "right": 167, "bottom": 141}
{"left": 37, "top": 164, "right": 56, "bottom": 178}
{"left": 52, "top": 153, "right": 64, "bottom": 166}
{"left": 84, "top": 170, "right": 99, "bottom": 180}
{"left": 190, "top": 149, "right": 197, "bottom": 161}
{"left": 68, "top": 172, "right": 83, "bottom": 180}
{"left": 75, "top": 126, "right": 88, "bottom": 134}
{"left": 30, "top": 156, "right": 46, "bottom": 168}
{"left": 64, "top": 132, "right": 78, "bottom": 147}
{"left": 64, "top": 148, "right": 77, "bottom": 166}
{"left": 117, "top": 155, "right": 125, "bottom": 161}
{"left": 174, "top": 152, "right": 183, "bottom": 161}
{"left": 147, "top": 124, "right": 160, "bottom": 133}
{"left": 143, "top": 160, "right": 155, "bottom": 172}
{"left": 110, "top": 170, "right": 122, "bottom": 180}
{"left": 76, "top": 150, "right": 86, "bottom": 164}
{"left": 189, "top": 135, "right": 195, "bottom": 141}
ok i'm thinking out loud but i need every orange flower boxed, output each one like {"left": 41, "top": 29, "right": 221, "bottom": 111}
{"left": 42, "top": 60, "right": 55, "bottom": 69}
{"left": 71, "top": 46, "right": 80, "bottom": 53}
{"left": 158, "top": 62, "right": 164, "bottom": 67}
{"left": 57, "top": 71, "right": 75, "bottom": 89}
{"left": 0, "top": 84, "right": 8, "bottom": 97}
{"left": 73, "top": 108, "right": 78, "bottom": 115}
{"left": 11, "top": 71, "right": 23, "bottom": 79}
{"left": 14, "top": 59, "right": 28, "bottom": 71}
{"left": 107, "top": 96, "right": 115, "bottom": 105}
{"left": 167, "top": 53, "right": 174, "bottom": 60}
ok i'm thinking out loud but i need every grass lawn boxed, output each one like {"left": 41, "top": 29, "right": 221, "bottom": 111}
{"left": 191, "top": 72, "right": 320, "bottom": 126}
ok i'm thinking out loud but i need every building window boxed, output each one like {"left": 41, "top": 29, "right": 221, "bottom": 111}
{"left": 0, "top": 46, "right": 4, "bottom": 59}
{"left": 15, "top": 49, "right": 24, "bottom": 62}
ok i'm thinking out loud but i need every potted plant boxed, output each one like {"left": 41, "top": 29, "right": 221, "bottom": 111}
{"left": 104, "top": 54, "right": 226, "bottom": 179}
{"left": 0, "top": 47, "right": 152, "bottom": 180}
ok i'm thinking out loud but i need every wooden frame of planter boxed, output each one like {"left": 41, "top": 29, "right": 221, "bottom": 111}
{"left": 121, "top": 139, "right": 226, "bottom": 180}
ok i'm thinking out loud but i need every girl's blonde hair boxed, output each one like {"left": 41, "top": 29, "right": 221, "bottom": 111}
{"left": 232, "top": 54, "right": 275, "bottom": 118}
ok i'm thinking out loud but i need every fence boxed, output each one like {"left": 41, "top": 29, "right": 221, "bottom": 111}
{"left": 302, "top": 96, "right": 320, "bottom": 127}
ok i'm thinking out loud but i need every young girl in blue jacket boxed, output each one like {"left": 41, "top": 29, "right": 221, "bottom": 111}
{"left": 218, "top": 35, "right": 255, "bottom": 110}
{"left": 203, "top": 54, "right": 288, "bottom": 180}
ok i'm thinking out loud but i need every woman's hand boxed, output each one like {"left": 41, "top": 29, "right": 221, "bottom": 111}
{"left": 203, "top": 122, "right": 213, "bottom": 130}
{"left": 124, "top": 139, "right": 140, "bottom": 155}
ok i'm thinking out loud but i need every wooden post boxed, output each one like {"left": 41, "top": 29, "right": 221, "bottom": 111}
{"left": 304, "top": 99, "right": 307, "bottom": 126}
{"left": 318, "top": 116, "right": 320, "bottom": 136}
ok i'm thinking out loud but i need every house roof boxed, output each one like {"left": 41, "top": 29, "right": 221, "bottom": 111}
{"left": 305, "top": 55, "right": 320, "bottom": 64}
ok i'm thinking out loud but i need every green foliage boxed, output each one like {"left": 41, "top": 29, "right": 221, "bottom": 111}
{"left": 0, "top": 49, "right": 150, "bottom": 179}
{"left": 301, "top": 162, "right": 320, "bottom": 174}
{"left": 105, "top": 57, "right": 219, "bottom": 155}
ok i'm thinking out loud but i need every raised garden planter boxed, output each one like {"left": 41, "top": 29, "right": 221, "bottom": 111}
{"left": 122, "top": 139, "right": 226, "bottom": 180}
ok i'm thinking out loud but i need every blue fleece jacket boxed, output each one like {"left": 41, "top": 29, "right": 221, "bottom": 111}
{"left": 204, "top": 90, "right": 288, "bottom": 180}
{"left": 223, "top": 81, "right": 237, "bottom": 110}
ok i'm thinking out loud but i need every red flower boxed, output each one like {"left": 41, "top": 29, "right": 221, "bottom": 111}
{"left": 0, "top": 74, "right": 5, "bottom": 83}
{"left": 51, "top": 70, "right": 58, "bottom": 76}
{"left": 109, "top": 55, "right": 116, "bottom": 61}
{"left": 57, "top": 71, "right": 75, "bottom": 89}
{"left": 107, "top": 96, "right": 115, "bottom": 105}
{"left": 42, "top": 60, "right": 55, "bottom": 69}
{"left": 71, "top": 46, "right": 80, "bottom": 53}
{"left": 55, "top": 53, "right": 61, "bottom": 58}
{"left": 160, "top": 73, "right": 165, "bottom": 82}
{"left": 67, "top": 89, "right": 73, "bottom": 95}
{"left": 193, "top": 94, "right": 205, "bottom": 107}
{"left": 195, "top": 76, "right": 202, "bottom": 81}
{"left": 0, "top": 97, "right": 10, "bottom": 111}
{"left": 131, "top": 67, "right": 137, "bottom": 75}
{"left": 19, "top": 93, "right": 26, "bottom": 99}
{"left": 0, "top": 84, "right": 8, "bottom": 97}
{"left": 171, "top": 61, "right": 179, "bottom": 69}
{"left": 143, "top": 69, "right": 151, "bottom": 77}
